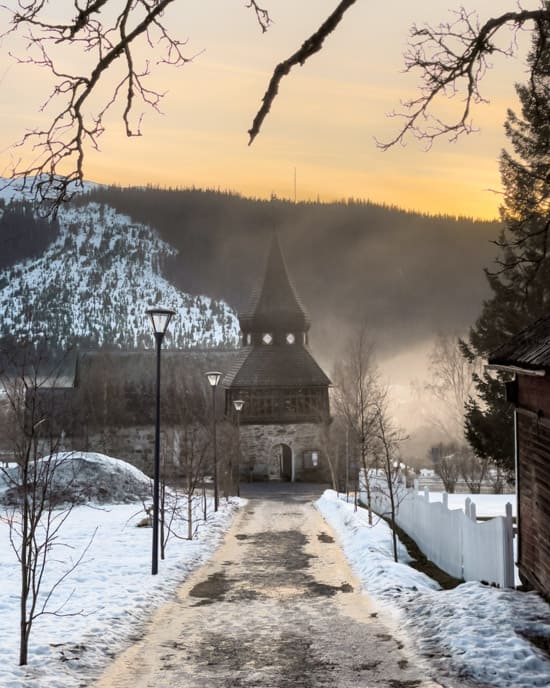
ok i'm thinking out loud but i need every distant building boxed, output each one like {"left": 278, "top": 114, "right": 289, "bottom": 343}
{"left": 70, "top": 349, "right": 235, "bottom": 474}
{"left": 224, "top": 233, "right": 331, "bottom": 481}
{"left": 13, "top": 235, "right": 332, "bottom": 484}
{"left": 489, "top": 315, "right": 550, "bottom": 599}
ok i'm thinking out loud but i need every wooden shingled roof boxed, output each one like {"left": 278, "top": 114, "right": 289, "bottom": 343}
{"left": 489, "top": 315, "right": 550, "bottom": 373}
{"left": 226, "top": 233, "right": 331, "bottom": 389}
{"left": 75, "top": 349, "right": 238, "bottom": 388}
{"left": 223, "top": 345, "right": 331, "bottom": 388}
{"left": 239, "top": 233, "right": 310, "bottom": 333}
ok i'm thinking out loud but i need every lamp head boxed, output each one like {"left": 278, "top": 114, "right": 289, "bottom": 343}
{"left": 205, "top": 371, "right": 223, "bottom": 387}
{"left": 233, "top": 399, "right": 245, "bottom": 412}
{"left": 146, "top": 307, "right": 176, "bottom": 335}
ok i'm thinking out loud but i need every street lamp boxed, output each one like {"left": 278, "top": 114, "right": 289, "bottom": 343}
{"left": 205, "top": 371, "right": 223, "bottom": 512}
{"left": 146, "top": 306, "right": 175, "bottom": 576}
{"left": 232, "top": 399, "right": 244, "bottom": 497}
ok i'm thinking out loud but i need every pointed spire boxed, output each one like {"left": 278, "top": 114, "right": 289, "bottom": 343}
{"left": 240, "top": 232, "right": 310, "bottom": 333}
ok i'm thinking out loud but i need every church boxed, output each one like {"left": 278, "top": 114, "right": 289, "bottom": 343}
{"left": 224, "top": 233, "right": 332, "bottom": 482}
{"left": 22, "top": 234, "right": 332, "bottom": 484}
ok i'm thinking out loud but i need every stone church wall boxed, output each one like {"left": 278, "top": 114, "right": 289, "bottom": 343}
{"left": 239, "top": 422, "right": 330, "bottom": 482}
{"left": 68, "top": 425, "right": 181, "bottom": 477}
{"left": 64, "top": 420, "right": 331, "bottom": 484}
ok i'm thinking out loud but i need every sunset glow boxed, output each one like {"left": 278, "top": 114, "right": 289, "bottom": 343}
{"left": 0, "top": 0, "right": 538, "bottom": 219}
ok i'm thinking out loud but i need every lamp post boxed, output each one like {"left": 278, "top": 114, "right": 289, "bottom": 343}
{"left": 146, "top": 306, "right": 175, "bottom": 576}
{"left": 205, "top": 371, "right": 222, "bottom": 512}
{"left": 232, "top": 399, "right": 244, "bottom": 497}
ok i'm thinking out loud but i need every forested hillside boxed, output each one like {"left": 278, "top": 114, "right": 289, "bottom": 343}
{"left": 0, "top": 200, "right": 239, "bottom": 353}
{"left": 81, "top": 186, "right": 500, "bottom": 361}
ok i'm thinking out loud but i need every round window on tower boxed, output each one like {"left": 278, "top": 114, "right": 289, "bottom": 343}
{"left": 286, "top": 333, "right": 295, "bottom": 344}
{"left": 262, "top": 333, "right": 273, "bottom": 344}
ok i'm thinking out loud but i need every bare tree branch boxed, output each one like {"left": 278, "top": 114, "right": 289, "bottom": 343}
{"left": 1, "top": 0, "right": 188, "bottom": 214}
{"left": 245, "top": 1, "right": 272, "bottom": 33}
{"left": 248, "top": 0, "right": 358, "bottom": 144}
{"left": 378, "top": 6, "right": 550, "bottom": 150}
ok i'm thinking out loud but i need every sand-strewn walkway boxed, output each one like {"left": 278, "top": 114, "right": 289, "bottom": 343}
{"left": 93, "top": 484, "right": 467, "bottom": 688}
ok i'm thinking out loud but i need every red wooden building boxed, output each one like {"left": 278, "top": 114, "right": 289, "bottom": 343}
{"left": 489, "top": 315, "right": 550, "bottom": 598}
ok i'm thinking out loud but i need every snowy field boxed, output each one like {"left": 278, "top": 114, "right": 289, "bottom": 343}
{"left": 316, "top": 490, "right": 550, "bottom": 688}
{"left": 0, "top": 454, "right": 243, "bottom": 688}
{"left": 427, "top": 491, "right": 517, "bottom": 519}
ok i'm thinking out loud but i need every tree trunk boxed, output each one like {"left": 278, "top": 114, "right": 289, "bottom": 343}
{"left": 386, "top": 467, "right": 398, "bottom": 563}
{"left": 19, "top": 460, "right": 30, "bottom": 665}
{"left": 187, "top": 470, "right": 193, "bottom": 540}
{"left": 160, "top": 481, "right": 165, "bottom": 560}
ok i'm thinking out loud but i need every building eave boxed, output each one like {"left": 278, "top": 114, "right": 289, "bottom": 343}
{"left": 485, "top": 364, "right": 546, "bottom": 377}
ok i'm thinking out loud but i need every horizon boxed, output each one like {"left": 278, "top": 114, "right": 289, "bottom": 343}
{"left": 78, "top": 180, "right": 503, "bottom": 224}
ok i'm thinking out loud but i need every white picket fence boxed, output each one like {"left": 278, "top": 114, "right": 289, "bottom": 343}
{"left": 359, "top": 471, "right": 515, "bottom": 588}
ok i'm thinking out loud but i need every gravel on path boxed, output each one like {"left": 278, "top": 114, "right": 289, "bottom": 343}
{"left": 93, "top": 484, "right": 474, "bottom": 688}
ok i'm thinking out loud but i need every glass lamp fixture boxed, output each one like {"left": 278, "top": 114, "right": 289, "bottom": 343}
{"left": 233, "top": 399, "right": 245, "bottom": 412}
{"left": 146, "top": 307, "right": 175, "bottom": 335}
{"left": 205, "top": 371, "right": 223, "bottom": 387}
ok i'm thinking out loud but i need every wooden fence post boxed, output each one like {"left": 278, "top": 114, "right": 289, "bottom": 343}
{"left": 503, "top": 502, "right": 515, "bottom": 588}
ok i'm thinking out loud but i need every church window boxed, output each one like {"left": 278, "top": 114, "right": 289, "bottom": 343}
{"left": 303, "top": 450, "right": 320, "bottom": 469}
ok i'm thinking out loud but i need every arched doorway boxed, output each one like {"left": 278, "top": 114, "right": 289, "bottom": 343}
{"left": 270, "top": 443, "right": 293, "bottom": 481}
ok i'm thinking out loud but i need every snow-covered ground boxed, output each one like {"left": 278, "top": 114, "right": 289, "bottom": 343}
{"left": 0, "top": 453, "right": 243, "bottom": 688}
{"left": 427, "top": 491, "right": 517, "bottom": 519}
{"left": 2, "top": 461, "right": 549, "bottom": 688}
{"left": 316, "top": 490, "right": 550, "bottom": 688}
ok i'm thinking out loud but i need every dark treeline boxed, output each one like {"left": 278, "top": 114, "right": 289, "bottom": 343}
{"left": 0, "top": 201, "right": 59, "bottom": 270}
{"left": 82, "top": 186, "right": 500, "bottom": 360}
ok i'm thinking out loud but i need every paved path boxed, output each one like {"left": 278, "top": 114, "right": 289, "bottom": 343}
{"left": 94, "top": 484, "right": 471, "bottom": 688}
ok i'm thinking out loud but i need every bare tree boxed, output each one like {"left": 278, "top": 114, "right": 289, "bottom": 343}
{"left": 371, "top": 393, "right": 407, "bottom": 563}
{"left": 420, "top": 334, "right": 481, "bottom": 443}
{"left": 159, "top": 375, "right": 213, "bottom": 548}
{"left": 0, "top": 341, "right": 91, "bottom": 666}
{"left": 457, "top": 444, "right": 490, "bottom": 494}
{"left": 380, "top": 4, "right": 550, "bottom": 150}
{"left": 430, "top": 441, "right": 461, "bottom": 494}
{"left": 4, "top": 2, "right": 547, "bottom": 211}
{"left": 315, "top": 417, "right": 338, "bottom": 491}
{"left": 332, "top": 324, "right": 380, "bottom": 522}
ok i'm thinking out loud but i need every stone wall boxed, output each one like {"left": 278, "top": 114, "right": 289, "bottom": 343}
{"left": 239, "top": 422, "right": 330, "bottom": 482}
{"left": 64, "top": 420, "right": 331, "bottom": 484}
{"left": 69, "top": 425, "right": 174, "bottom": 476}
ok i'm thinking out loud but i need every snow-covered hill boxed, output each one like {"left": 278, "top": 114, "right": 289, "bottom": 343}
{"left": 0, "top": 202, "right": 240, "bottom": 350}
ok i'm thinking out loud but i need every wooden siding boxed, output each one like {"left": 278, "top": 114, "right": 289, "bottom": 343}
{"left": 226, "top": 387, "right": 329, "bottom": 425}
{"left": 517, "top": 409, "right": 550, "bottom": 598}
{"left": 518, "top": 375, "right": 550, "bottom": 418}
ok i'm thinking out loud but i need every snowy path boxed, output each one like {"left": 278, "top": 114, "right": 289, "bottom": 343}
{"left": 93, "top": 484, "right": 472, "bottom": 688}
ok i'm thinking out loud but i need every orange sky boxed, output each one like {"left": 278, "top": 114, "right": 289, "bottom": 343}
{"left": 0, "top": 1, "right": 538, "bottom": 219}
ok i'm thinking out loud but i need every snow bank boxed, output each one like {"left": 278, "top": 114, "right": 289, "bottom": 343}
{"left": 0, "top": 452, "right": 152, "bottom": 505}
{"left": 316, "top": 489, "right": 550, "bottom": 688}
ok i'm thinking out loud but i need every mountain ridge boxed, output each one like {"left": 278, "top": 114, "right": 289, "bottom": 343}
{"left": 0, "top": 200, "right": 240, "bottom": 352}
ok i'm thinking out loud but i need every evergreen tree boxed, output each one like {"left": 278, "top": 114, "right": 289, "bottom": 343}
{"left": 463, "top": 14, "right": 550, "bottom": 477}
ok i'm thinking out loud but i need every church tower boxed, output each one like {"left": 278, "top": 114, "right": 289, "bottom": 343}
{"left": 225, "top": 233, "right": 331, "bottom": 481}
